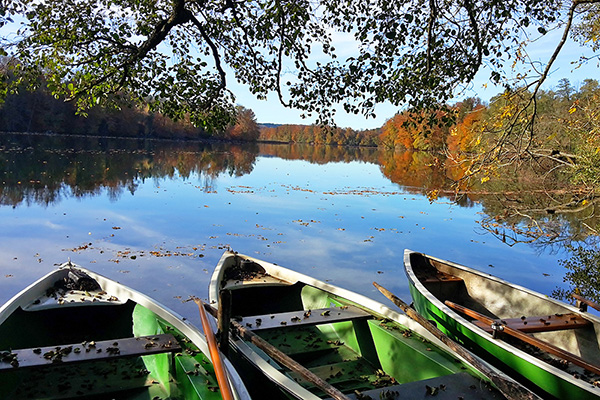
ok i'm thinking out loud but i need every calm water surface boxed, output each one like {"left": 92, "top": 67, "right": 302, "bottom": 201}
{"left": 0, "top": 134, "right": 579, "bottom": 327}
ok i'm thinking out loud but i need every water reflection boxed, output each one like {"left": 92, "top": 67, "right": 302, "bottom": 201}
{"left": 260, "top": 143, "right": 380, "bottom": 165}
{"left": 2, "top": 133, "right": 598, "bottom": 248}
{"left": 553, "top": 246, "right": 600, "bottom": 304}
{"left": 0, "top": 134, "right": 259, "bottom": 206}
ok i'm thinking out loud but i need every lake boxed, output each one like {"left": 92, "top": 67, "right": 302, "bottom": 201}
{"left": 0, "top": 133, "right": 590, "bottom": 327}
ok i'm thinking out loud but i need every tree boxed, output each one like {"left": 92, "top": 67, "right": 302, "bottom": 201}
{"left": 447, "top": 105, "right": 485, "bottom": 154}
{"left": 555, "top": 78, "right": 574, "bottom": 103}
{"left": 3, "top": 0, "right": 597, "bottom": 133}
{"left": 572, "top": 3, "right": 600, "bottom": 52}
{"left": 2, "top": 0, "right": 348, "bottom": 130}
{"left": 578, "top": 79, "right": 600, "bottom": 100}
{"left": 225, "top": 106, "right": 260, "bottom": 141}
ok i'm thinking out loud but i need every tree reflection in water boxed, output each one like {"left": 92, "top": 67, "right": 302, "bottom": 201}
{"left": 553, "top": 245, "right": 600, "bottom": 305}
{"left": 0, "top": 134, "right": 259, "bottom": 207}
{"left": 1, "top": 133, "right": 598, "bottom": 249}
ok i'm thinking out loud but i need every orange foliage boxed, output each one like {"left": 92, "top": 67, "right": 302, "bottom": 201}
{"left": 379, "top": 110, "right": 450, "bottom": 151}
{"left": 447, "top": 105, "right": 485, "bottom": 154}
{"left": 380, "top": 114, "right": 413, "bottom": 149}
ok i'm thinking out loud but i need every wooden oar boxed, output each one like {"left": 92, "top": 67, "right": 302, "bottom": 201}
{"left": 194, "top": 298, "right": 234, "bottom": 400}
{"left": 572, "top": 293, "right": 600, "bottom": 312}
{"left": 373, "top": 282, "right": 540, "bottom": 400}
{"left": 203, "top": 303, "right": 351, "bottom": 400}
{"left": 445, "top": 300, "right": 600, "bottom": 376}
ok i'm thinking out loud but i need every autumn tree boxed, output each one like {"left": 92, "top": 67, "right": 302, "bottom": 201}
{"left": 380, "top": 114, "right": 412, "bottom": 150}
{"left": 567, "top": 81, "right": 600, "bottom": 186}
{"left": 224, "top": 106, "right": 259, "bottom": 141}
{"left": 447, "top": 102, "right": 485, "bottom": 154}
{"left": 380, "top": 109, "right": 450, "bottom": 151}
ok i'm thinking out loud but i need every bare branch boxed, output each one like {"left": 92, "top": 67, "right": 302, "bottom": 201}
{"left": 276, "top": 0, "right": 290, "bottom": 107}
{"left": 425, "top": 0, "right": 437, "bottom": 77}
{"left": 188, "top": 14, "right": 227, "bottom": 91}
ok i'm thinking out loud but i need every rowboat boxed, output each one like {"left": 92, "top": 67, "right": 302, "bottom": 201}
{"left": 0, "top": 261, "right": 249, "bottom": 399}
{"left": 404, "top": 249, "right": 600, "bottom": 399}
{"left": 208, "top": 250, "right": 526, "bottom": 400}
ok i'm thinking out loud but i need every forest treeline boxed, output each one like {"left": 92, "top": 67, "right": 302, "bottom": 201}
{"left": 0, "top": 69, "right": 260, "bottom": 141}
{"left": 380, "top": 78, "right": 599, "bottom": 151}
{"left": 377, "top": 78, "right": 600, "bottom": 187}
{"left": 0, "top": 74, "right": 378, "bottom": 145}
{"left": 259, "top": 124, "right": 380, "bottom": 146}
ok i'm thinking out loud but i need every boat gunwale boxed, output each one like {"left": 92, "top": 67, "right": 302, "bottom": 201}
{"left": 403, "top": 248, "right": 600, "bottom": 396}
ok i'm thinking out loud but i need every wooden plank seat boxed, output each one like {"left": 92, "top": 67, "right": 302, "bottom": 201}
{"left": 0, "top": 333, "right": 181, "bottom": 371}
{"left": 288, "top": 359, "right": 378, "bottom": 393}
{"left": 236, "top": 305, "right": 371, "bottom": 331}
{"left": 418, "top": 271, "right": 464, "bottom": 284}
{"left": 472, "top": 312, "right": 591, "bottom": 334}
{"left": 323, "top": 372, "right": 503, "bottom": 400}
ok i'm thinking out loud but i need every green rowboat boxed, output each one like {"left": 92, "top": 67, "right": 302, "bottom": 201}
{"left": 0, "top": 261, "right": 249, "bottom": 400}
{"left": 209, "top": 250, "right": 521, "bottom": 399}
{"left": 404, "top": 249, "right": 600, "bottom": 399}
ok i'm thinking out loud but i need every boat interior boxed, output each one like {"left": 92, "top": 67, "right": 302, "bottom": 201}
{"left": 222, "top": 260, "right": 503, "bottom": 399}
{"left": 409, "top": 252, "right": 600, "bottom": 365}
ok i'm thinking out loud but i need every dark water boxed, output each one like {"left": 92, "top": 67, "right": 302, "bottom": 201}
{"left": 0, "top": 133, "right": 589, "bottom": 326}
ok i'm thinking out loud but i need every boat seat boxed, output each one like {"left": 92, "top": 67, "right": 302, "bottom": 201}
{"left": 323, "top": 372, "right": 502, "bottom": 400}
{"left": 236, "top": 305, "right": 371, "bottom": 331}
{"left": 472, "top": 313, "right": 591, "bottom": 334}
{"left": 0, "top": 333, "right": 181, "bottom": 371}
{"left": 419, "top": 271, "right": 463, "bottom": 284}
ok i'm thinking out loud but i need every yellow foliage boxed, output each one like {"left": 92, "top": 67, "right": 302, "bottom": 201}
{"left": 500, "top": 108, "right": 512, "bottom": 118}
{"left": 426, "top": 189, "right": 439, "bottom": 202}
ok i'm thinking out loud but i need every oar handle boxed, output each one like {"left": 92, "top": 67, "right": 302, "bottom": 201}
{"left": 373, "top": 282, "right": 540, "bottom": 400}
{"left": 195, "top": 298, "right": 235, "bottom": 400}
{"left": 572, "top": 293, "right": 600, "bottom": 312}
